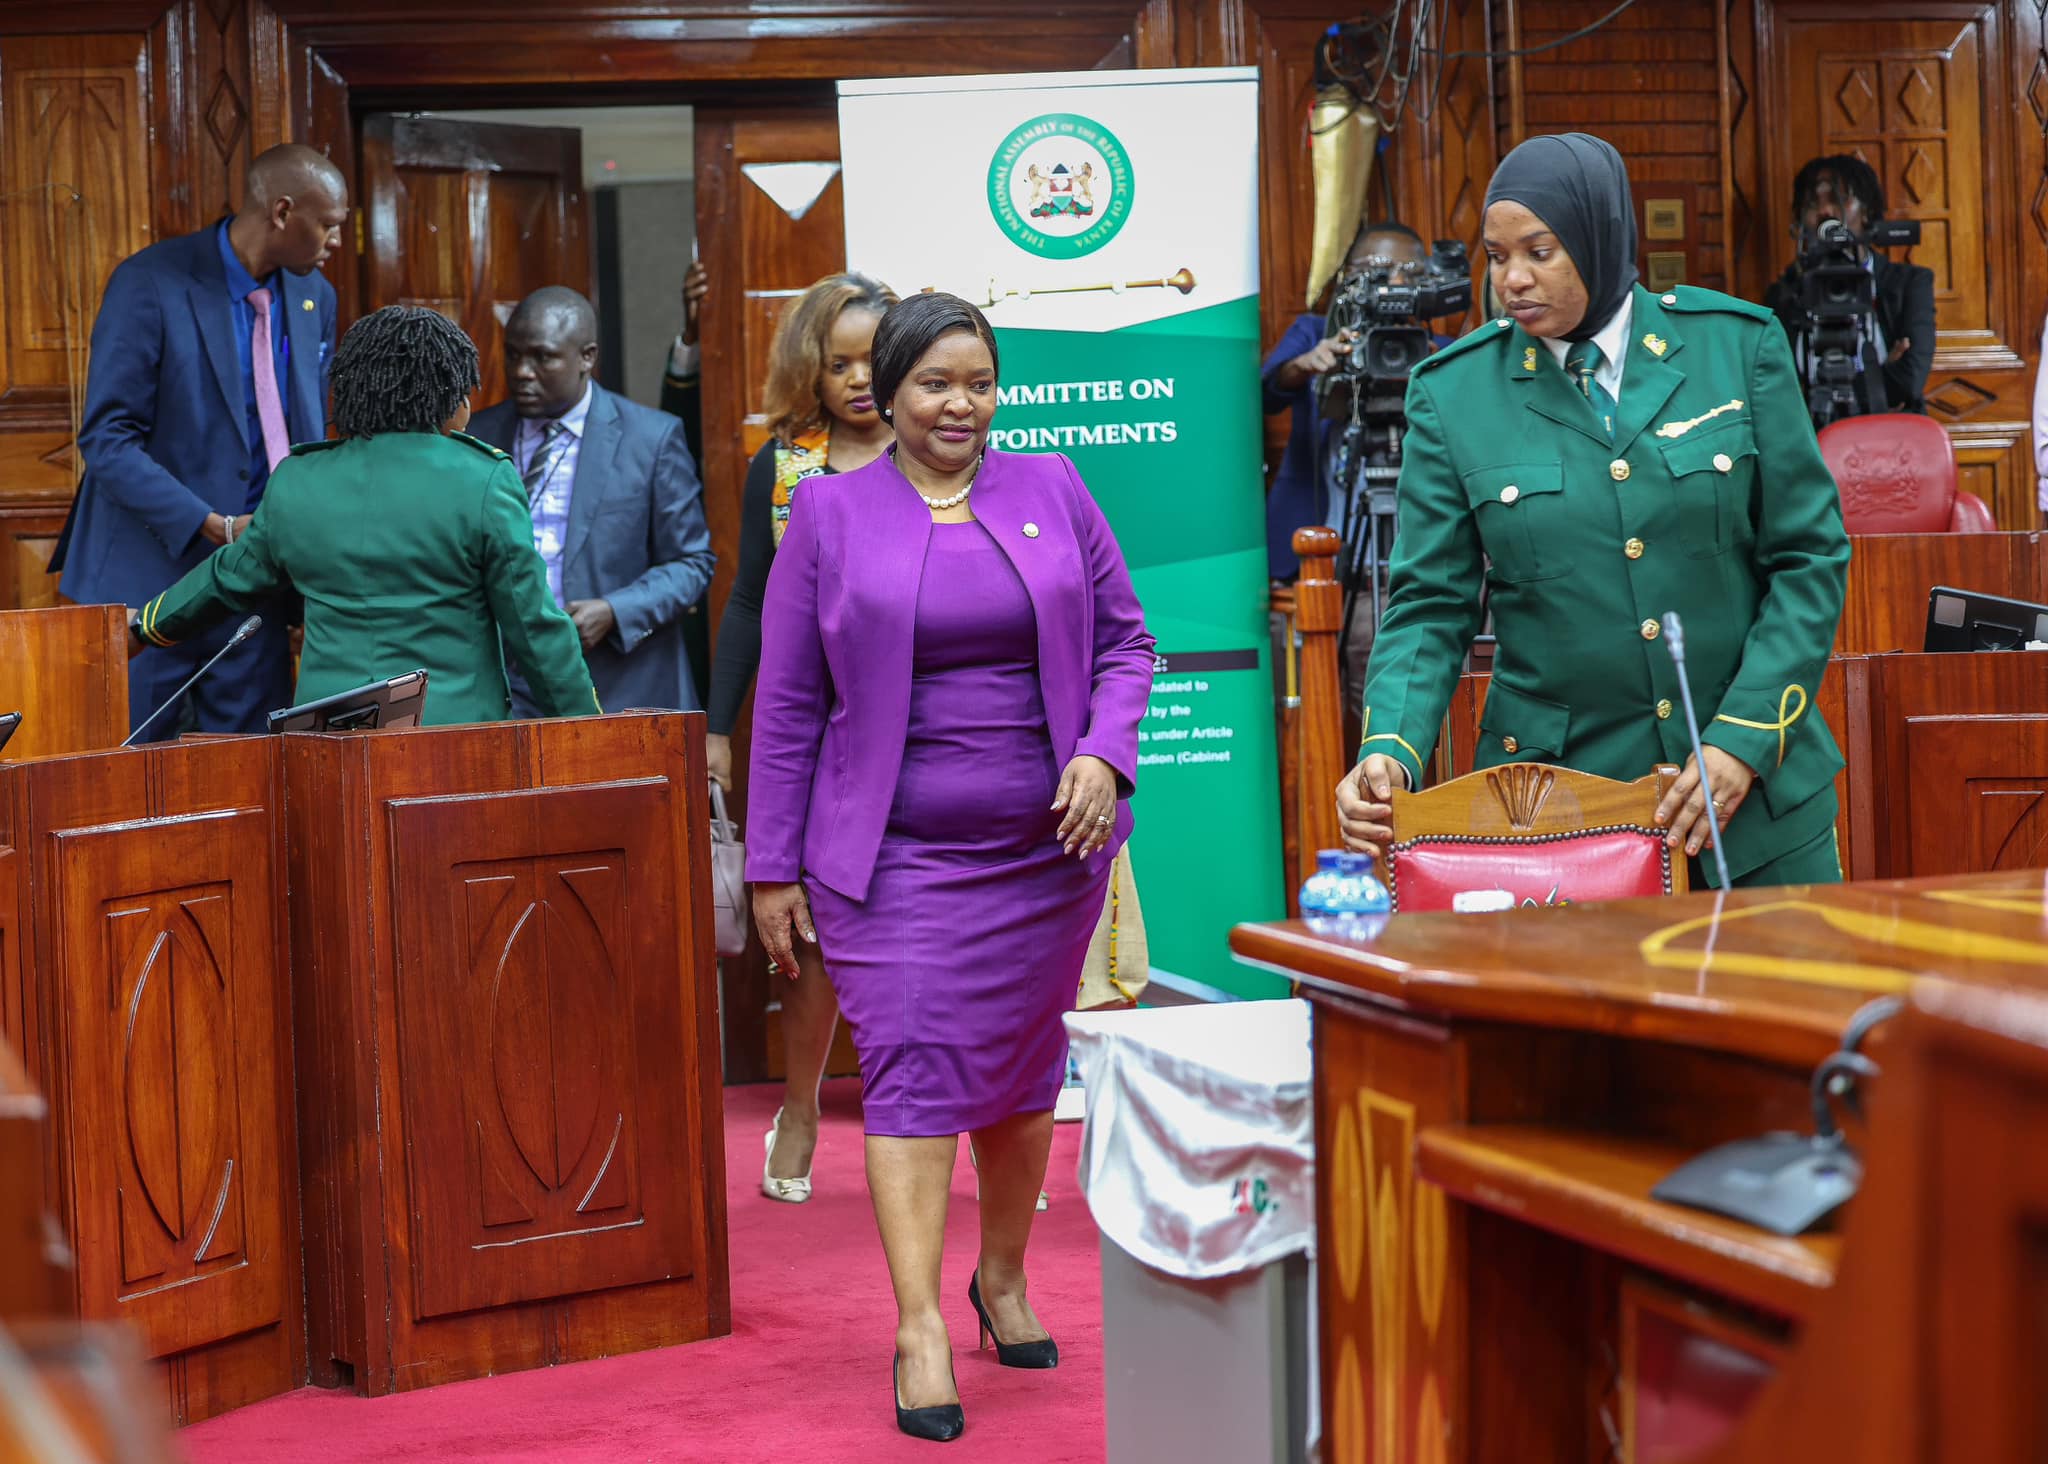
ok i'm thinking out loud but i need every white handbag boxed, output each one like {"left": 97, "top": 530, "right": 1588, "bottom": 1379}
{"left": 708, "top": 781, "right": 749, "bottom": 957}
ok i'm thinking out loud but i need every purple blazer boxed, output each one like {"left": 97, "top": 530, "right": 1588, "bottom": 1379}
{"left": 745, "top": 448, "right": 1156, "bottom": 901}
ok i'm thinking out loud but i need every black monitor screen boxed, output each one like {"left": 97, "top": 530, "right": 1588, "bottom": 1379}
{"left": 266, "top": 670, "right": 429, "bottom": 733}
{"left": 1924, "top": 586, "right": 2048, "bottom": 653}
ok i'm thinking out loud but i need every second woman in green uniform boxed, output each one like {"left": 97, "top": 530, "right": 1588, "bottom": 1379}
{"left": 1337, "top": 132, "right": 1851, "bottom": 887}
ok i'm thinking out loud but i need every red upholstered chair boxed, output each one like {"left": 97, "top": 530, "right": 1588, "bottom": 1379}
{"left": 1817, "top": 412, "right": 1996, "bottom": 533}
{"left": 1385, "top": 763, "right": 1688, "bottom": 913}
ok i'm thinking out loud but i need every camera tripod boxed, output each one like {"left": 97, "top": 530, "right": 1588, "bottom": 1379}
{"left": 1331, "top": 392, "right": 1407, "bottom": 675}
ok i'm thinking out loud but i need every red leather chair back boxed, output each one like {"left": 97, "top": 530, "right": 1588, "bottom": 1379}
{"left": 1389, "top": 829, "right": 1675, "bottom": 912}
{"left": 1384, "top": 764, "right": 1687, "bottom": 914}
{"left": 1818, "top": 413, "right": 1993, "bottom": 534}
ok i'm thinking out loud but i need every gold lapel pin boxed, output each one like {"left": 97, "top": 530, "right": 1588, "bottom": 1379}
{"left": 1643, "top": 333, "right": 1667, "bottom": 357}
{"left": 1522, "top": 346, "right": 1538, "bottom": 372}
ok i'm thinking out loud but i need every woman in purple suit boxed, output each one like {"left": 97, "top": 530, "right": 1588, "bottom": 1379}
{"left": 747, "top": 292, "right": 1153, "bottom": 1442}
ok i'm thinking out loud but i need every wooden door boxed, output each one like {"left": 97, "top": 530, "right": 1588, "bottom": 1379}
{"left": 693, "top": 109, "right": 846, "bottom": 1083}
{"left": 359, "top": 115, "right": 590, "bottom": 410}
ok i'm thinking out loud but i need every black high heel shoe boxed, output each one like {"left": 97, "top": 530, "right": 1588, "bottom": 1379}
{"left": 893, "top": 1352, "right": 965, "bottom": 1442}
{"left": 968, "top": 1270, "right": 1059, "bottom": 1369}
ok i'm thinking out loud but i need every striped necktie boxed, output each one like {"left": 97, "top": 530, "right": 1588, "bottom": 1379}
{"left": 523, "top": 420, "right": 565, "bottom": 507}
{"left": 1564, "top": 339, "right": 1616, "bottom": 442}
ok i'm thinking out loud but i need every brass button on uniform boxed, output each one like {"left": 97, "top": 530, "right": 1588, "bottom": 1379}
{"left": 1712, "top": 452, "right": 1733, "bottom": 473}
{"left": 1502, "top": 736, "right": 1519, "bottom": 754}
{"left": 1624, "top": 537, "right": 1645, "bottom": 560}
{"left": 1661, "top": 293, "right": 1678, "bottom": 305}
{"left": 1656, "top": 699, "right": 1673, "bottom": 720}
{"left": 1640, "top": 618, "right": 1660, "bottom": 641}
{"left": 1609, "top": 458, "right": 1631, "bottom": 482}
{"left": 1022, "top": 522, "right": 1040, "bottom": 538}
{"left": 1500, "top": 485, "right": 1520, "bottom": 505}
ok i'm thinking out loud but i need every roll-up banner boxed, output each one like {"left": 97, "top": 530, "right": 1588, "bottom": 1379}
{"left": 838, "top": 68, "right": 1286, "bottom": 1000}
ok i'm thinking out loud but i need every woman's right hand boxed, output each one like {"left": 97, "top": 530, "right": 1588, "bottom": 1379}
{"left": 706, "top": 733, "right": 733, "bottom": 792}
{"left": 1336, "top": 754, "right": 1410, "bottom": 858}
{"left": 752, "top": 881, "right": 816, "bottom": 978}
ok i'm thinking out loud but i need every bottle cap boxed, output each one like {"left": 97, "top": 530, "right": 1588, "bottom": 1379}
{"left": 1452, "top": 890, "right": 1516, "bottom": 913}
{"left": 1333, "top": 851, "right": 1368, "bottom": 875}
{"left": 1316, "top": 849, "right": 1345, "bottom": 869}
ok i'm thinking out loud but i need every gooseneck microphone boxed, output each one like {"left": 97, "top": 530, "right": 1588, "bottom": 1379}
{"left": 1659, "top": 611, "right": 1734, "bottom": 892}
{"left": 123, "top": 615, "right": 264, "bottom": 748}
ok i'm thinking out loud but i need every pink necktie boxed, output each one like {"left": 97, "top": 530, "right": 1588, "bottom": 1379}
{"left": 248, "top": 287, "right": 291, "bottom": 472}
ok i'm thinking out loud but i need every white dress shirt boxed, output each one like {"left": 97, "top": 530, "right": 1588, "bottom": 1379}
{"left": 515, "top": 379, "right": 593, "bottom": 608}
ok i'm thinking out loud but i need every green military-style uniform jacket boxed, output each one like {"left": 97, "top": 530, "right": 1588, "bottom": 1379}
{"left": 1361, "top": 284, "right": 1851, "bottom": 885}
{"left": 138, "top": 430, "right": 601, "bottom": 725}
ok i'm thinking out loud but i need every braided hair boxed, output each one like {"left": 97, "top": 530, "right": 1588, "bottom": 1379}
{"left": 330, "top": 305, "right": 480, "bottom": 439}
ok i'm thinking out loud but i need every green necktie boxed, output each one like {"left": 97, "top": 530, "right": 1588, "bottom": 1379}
{"left": 1564, "top": 339, "right": 1616, "bottom": 441}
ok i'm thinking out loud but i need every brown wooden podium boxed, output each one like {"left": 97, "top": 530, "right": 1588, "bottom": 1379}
{"left": 0, "top": 738, "right": 300, "bottom": 1427}
{"left": 283, "top": 712, "right": 730, "bottom": 1395}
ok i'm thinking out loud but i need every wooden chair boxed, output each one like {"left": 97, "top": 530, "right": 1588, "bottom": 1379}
{"left": 1385, "top": 763, "right": 1688, "bottom": 912}
{"left": 1818, "top": 413, "right": 1996, "bottom": 533}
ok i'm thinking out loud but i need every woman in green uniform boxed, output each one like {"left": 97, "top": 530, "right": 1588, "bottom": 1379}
{"left": 1337, "top": 132, "right": 1851, "bottom": 887}
{"left": 132, "top": 305, "right": 599, "bottom": 724}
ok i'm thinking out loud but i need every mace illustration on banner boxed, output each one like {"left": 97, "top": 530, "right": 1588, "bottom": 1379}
{"left": 840, "top": 68, "right": 1284, "bottom": 1000}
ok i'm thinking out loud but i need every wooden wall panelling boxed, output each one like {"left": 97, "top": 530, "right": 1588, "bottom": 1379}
{"left": 283, "top": 714, "right": 727, "bottom": 1395}
{"left": 0, "top": 738, "right": 301, "bottom": 1426}
{"left": 1512, "top": 0, "right": 1731, "bottom": 290}
{"left": 148, "top": 0, "right": 256, "bottom": 239}
{"left": 0, "top": 31, "right": 151, "bottom": 413}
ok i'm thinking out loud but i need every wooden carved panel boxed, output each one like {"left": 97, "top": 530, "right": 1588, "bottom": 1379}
{"left": 389, "top": 779, "right": 697, "bottom": 1321}
{"left": 0, "top": 504, "right": 68, "bottom": 613}
{"left": 1904, "top": 714, "right": 2048, "bottom": 874}
{"left": 0, "top": 34, "right": 152, "bottom": 410}
{"left": 51, "top": 809, "right": 286, "bottom": 1363}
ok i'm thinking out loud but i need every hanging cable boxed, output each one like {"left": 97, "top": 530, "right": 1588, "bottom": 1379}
{"left": 1431, "top": 0, "right": 1645, "bottom": 60}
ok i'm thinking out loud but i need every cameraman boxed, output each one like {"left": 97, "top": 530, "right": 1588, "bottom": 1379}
{"left": 1262, "top": 221, "right": 1438, "bottom": 699}
{"left": 1763, "top": 154, "right": 1935, "bottom": 414}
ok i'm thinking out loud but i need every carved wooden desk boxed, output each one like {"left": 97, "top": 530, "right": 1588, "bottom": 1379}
{"left": 284, "top": 712, "right": 729, "bottom": 1394}
{"left": 0, "top": 739, "right": 298, "bottom": 1427}
{"left": 1230, "top": 869, "right": 2048, "bottom": 1463}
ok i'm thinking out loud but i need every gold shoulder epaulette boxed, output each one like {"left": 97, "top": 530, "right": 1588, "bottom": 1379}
{"left": 448, "top": 430, "right": 512, "bottom": 462}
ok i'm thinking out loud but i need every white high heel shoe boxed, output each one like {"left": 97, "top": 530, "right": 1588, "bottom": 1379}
{"left": 761, "top": 1107, "right": 814, "bottom": 1203}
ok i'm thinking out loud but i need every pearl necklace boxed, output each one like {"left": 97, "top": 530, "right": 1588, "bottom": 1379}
{"left": 909, "top": 452, "right": 984, "bottom": 511}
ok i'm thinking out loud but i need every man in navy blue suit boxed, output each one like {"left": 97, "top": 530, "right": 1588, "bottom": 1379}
{"left": 56, "top": 143, "right": 347, "bottom": 738}
{"left": 469, "top": 286, "right": 714, "bottom": 716}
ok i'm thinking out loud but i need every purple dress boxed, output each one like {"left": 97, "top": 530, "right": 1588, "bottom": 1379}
{"left": 805, "top": 520, "right": 1108, "bottom": 1138}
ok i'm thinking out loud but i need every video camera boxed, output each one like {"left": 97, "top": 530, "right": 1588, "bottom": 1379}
{"left": 1313, "top": 238, "right": 1472, "bottom": 665}
{"left": 1788, "top": 215, "right": 1921, "bottom": 426}
{"left": 1319, "top": 240, "right": 1473, "bottom": 417}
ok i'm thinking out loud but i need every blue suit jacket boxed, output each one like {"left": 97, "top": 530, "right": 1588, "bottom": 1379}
{"left": 57, "top": 226, "right": 336, "bottom": 607}
{"left": 471, "top": 383, "right": 714, "bottom": 712}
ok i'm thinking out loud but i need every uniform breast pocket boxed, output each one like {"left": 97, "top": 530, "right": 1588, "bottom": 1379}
{"left": 1656, "top": 422, "right": 1757, "bottom": 559}
{"left": 1461, "top": 462, "right": 1570, "bottom": 582}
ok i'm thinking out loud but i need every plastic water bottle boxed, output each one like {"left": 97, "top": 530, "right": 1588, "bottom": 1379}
{"left": 1298, "top": 850, "right": 1346, "bottom": 935}
{"left": 1301, "top": 849, "right": 1390, "bottom": 938}
{"left": 1336, "top": 851, "right": 1392, "bottom": 916}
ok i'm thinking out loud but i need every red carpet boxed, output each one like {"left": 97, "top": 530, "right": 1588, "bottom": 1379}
{"left": 178, "top": 1080, "right": 1106, "bottom": 1463}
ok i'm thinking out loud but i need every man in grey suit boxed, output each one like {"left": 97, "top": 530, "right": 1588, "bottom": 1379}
{"left": 470, "top": 286, "right": 715, "bottom": 714}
